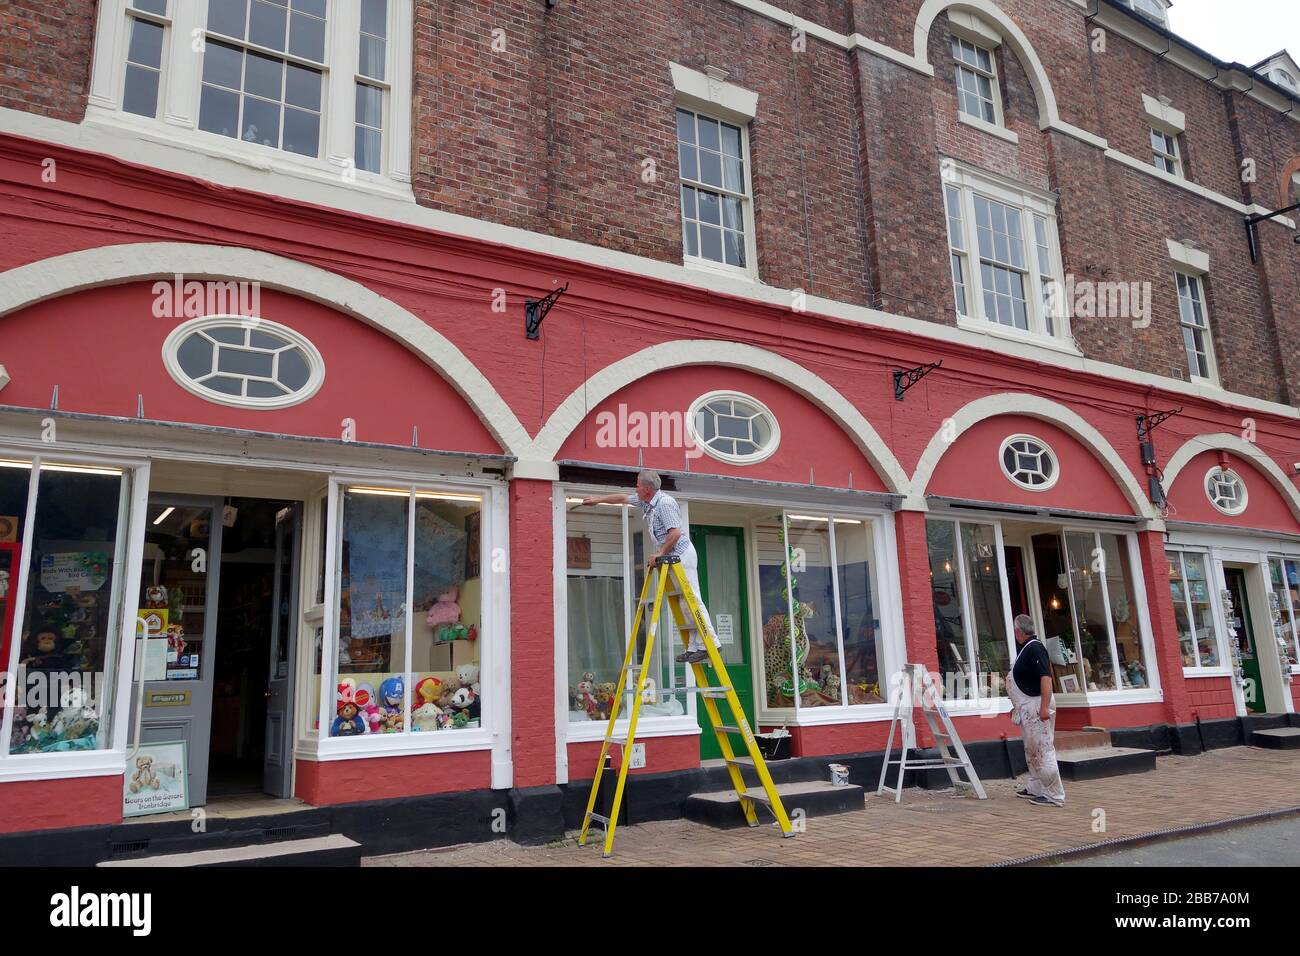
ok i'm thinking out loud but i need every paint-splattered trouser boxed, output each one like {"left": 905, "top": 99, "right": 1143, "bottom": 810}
{"left": 1016, "top": 701, "right": 1066, "bottom": 806}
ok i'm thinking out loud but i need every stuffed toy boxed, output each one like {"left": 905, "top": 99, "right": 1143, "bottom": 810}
{"left": 144, "top": 585, "right": 168, "bottom": 609}
{"left": 574, "top": 679, "right": 598, "bottom": 717}
{"left": 457, "top": 663, "right": 480, "bottom": 695}
{"left": 379, "top": 676, "right": 405, "bottom": 733}
{"left": 331, "top": 699, "right": 366, "bottom": 737}
{"left": 412, "top": 701, "right": 444, "bottom": 732}
{"left": 414, "top": 676, "right": 443, "bottom": 707}
{"left": 449, "top": 685, "right": 480, "bottom": 722}
{"left": 128, "top": 755, "right": 161, "bottom": 793}
{"left": 426, "top": 586, "right": 462, "bottom": 638}
{"left": 355, "top": 683, "right": 381, "bottom": 734}
{"left": 20, "top": 629, "right": 69, "bottom": 671}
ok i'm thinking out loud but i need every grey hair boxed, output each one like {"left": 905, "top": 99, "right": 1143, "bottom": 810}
{"left": 1014, "top": 613, "right": 1036, "bottom": 636}
{"left": 636, "top": 470, "right": 662, "bottom": 492}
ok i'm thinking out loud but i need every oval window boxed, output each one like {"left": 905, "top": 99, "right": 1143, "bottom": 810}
{"left": 163, "top": 316, "right": 325, "bottom": 409}
{"left": 687, "top": 391, "right": 780, "bottom": 465}
{"left": 1205, "top": 467, "right": 1247, "bottom": 515}
{"left": 999, "top": 435, "right": 1059, "bottom": 491}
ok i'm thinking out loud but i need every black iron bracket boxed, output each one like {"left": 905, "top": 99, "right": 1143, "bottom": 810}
{"left": 1136, "top": 408, "right": 1182, "bottom": 443}
{"left": 524, "top": 283, "right": 568, "bottom": 340}
{"left": 893, "top": 361, "right": 942, "bottom": 401}
{"left": 1245, "top": 200, "right": 1300, "bottom": 263}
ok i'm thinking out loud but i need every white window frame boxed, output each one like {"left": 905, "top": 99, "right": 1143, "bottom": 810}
{"left": 1175, "top": 270, "right": 1218, "bottom": 384}
{"left": 313, "top": 474, "right": 501, "bottom": 761}
{"left": 162, "top": 315, "right": 326, "bottom": 410}
{"left": 676, "top": 107, "right": 759, "bottom": 281}
{"left": 1167, "top": 548, "right": 1229, "bottom": 675}
{"left": 0, "top": 449, "right": 151, "bottom": 784}
{"left": 942, "top": 160, "right": 1070, "bottom": 345}
{"left": 1204, "top": 466, "right": 1248, "bottom": 516}
{"left": 951, "top": 35, "right": 1004, "bottom": 130}
{"left": 1151, "top": 126, "right": 1182, "bottom": 177}
{"left": 1267, "top": 555, "right": 1300, "bottom": 674}
{"left": 88, "top": 0, "right": 413, "bottom": 189}
{"left": 1126, "top": 0, "right": 1170, "bottom": 28}
{"left": 686, "top": 391, "right": 781, "bottom": 466}
{"left": 998, "top": 434, "right": 1060, "bottom": 492}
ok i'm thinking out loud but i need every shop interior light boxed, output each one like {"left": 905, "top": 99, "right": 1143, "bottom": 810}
{"left": 787, "top": 514, "right": 829, "bottom": 523}
{"left": 347, "top": 486, "right": 410, "bottom": 497}
{"left": 41, "top": 463, "right": 122, "bottom": 476}
{"left": 152, "top": 506, "right": 175, "bottom": 526}
{"left": 833, "top": 518, "right": 864, "bottom": 525}
{"left": 0, "top": 458, "right": 33, "bottom": 470}
{"left": 414, "top": 491, "right": 482, "bottom": 502}
{"left": 347, "top": 486, "right": 481, "bottom": 503}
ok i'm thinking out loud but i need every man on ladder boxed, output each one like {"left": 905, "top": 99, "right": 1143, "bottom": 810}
{"left": 580, "top": 469, "right": 720, "bottom": 664}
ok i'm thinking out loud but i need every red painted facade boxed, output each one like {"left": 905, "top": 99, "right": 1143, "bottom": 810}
{"left": 0, "top": 0, "right": 1297, "bottom": 840}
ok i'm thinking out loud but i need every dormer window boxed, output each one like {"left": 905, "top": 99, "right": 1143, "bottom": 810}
{"left": 1274, "top": 70, "right": 1298, "bottom": 92}
{"left": 1125, "top": 0, "right": 1170, "bottom": 28}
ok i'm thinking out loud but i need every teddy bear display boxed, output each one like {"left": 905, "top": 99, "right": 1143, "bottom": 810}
{"left": 425, "top": 587, "right": 467, "bottom": 640}
{"left": 412, "top": 701, "right": 446, "bottom": 732}
{"left": 355, "top": 683, "right": 382, "bottom": 734}
{"left": 128, "top": 755, "right": 161, "bottom": 793}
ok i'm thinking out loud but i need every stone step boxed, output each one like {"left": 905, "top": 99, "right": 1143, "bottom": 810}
{"left": 96, "top": 834, "right": 361, "bottom": 868}
{"left": 1250, "top": 727, "right": 1300, "bottom": 750}
{"left": 1055, "top": 746, "right": 1156, "bottom": 781}
{"left": 684, "top": 780, "right": 864, "bottom": 829}
{"left": 1054, "top": 729, "right": 1111, "bottom": 752}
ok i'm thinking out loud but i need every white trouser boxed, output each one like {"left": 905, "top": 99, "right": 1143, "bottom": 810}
{"left": 677, "top": 542, "right": 719, "bottom": 652}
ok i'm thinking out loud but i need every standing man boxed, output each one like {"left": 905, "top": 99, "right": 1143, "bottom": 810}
{"left": 1007, "top": 613, "right": 1065, "bottom": 807}
{"left": 580, "top": 470, "right": 720, "bottom": 664}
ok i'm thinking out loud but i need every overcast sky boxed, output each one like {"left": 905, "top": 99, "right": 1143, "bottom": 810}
{"left": 1167, "top": 0, "right": 1299, "bottom": 66}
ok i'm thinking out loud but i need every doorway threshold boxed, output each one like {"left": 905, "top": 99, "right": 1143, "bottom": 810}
{"left": 124, "top": 793, "right": 309, "bottom": 825}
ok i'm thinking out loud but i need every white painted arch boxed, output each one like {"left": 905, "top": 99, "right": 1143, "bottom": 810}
{"left": 0, "top": 242, "right": 532, "bottom": 458}
{"left": 909, "top": 392, "right": 1158, "bottom": 519}
{"left": 1162, "top": 432, "right": 1300, "bottom": 523}
{"left": 914, "top": 0, "right": 1062, "bottom": 130}
{"left": 532, "top": 340, "right": 911, "bottom": 495}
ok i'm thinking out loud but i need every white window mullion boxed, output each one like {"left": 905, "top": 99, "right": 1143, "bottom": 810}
{"left": 0, "top": 461, "right": 41, "bottom": 761}
{"left": 402, "top": 487, "right": 415, "bottom": 734}
{"left": 326, "top": 0, "right": 361, "bottom": 172}
{"left": 165, "top": 0, "right": 205, "bottom": 127}
{"left": 388, "top": 0, "right": 413, "bottom": 183}
{"left": 952, "top": 522, "right": 979, "bottom": 700}
{"left": 826, "top": 520, "right": 848, "bottom": 710}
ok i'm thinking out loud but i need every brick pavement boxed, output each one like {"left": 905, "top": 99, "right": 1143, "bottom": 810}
{"left": 364, "top": 748, "right": 1300, "bottom": 867}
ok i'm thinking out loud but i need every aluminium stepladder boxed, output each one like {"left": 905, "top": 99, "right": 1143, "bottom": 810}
{"left": 579, "top": 555, "right": 796, "bottom": 857}
{"left": 876, "top": 663, "right": 987, "bottom": 802}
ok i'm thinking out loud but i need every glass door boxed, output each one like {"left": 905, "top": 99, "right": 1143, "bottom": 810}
{"left": 132, "top": 495, "right": 223, "bottom": 806}
{"left": 691, "top": 526, "right": 752, "bottom": 760}
{"left": 263, "top": 503, "right": 300, "bottom": 796}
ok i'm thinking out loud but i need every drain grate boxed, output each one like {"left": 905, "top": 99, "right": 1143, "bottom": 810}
{"left": 264, "top": 825, "right": 299, "bottom": 840}
{"left": 109, "top": 839, "right": 151, "bottom": 856}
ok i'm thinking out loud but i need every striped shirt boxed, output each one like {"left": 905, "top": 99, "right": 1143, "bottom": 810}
{"left": 626, "top": 491, "right": 690, "bottom": 558}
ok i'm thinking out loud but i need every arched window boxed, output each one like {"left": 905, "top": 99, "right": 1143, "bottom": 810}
{"left": 999, "top": 435, "right": 1059, "bottom": 491}
{"left": 688, "top": 391, "right": 780, "bottom": 464}
{"left": 1205, "top": 467, "right": 1248, "bottom": 515}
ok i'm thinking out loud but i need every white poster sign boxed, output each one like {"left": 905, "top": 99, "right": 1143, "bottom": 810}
{"left": 123, "top": 740, "right": 189, "bottom": 817}
{"left": 715, "top": 613, "right": 735, "bottom": 646}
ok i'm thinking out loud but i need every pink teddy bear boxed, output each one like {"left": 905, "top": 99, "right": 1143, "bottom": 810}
{"left": 425, "top": 586, "right": 461, "bottom": 628}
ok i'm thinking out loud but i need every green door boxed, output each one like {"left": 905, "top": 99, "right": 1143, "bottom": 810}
{"left": 690, "top": 526, "right": 754, "bottom": 761}
{"left": 1224, "top": 568, "right": 1265, "bottom": 713}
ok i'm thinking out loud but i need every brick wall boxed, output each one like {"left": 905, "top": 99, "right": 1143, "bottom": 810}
{"left": 0, "top": 0, "right": 94, "bottom": 123}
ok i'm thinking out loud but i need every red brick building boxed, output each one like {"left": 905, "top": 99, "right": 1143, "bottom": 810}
{"left": 0, "top": 0, "right": 1297, "bottom": 857}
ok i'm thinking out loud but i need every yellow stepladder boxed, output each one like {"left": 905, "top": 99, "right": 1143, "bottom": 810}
{"left": 578, "top": 555, "right": 796, "bottom": 858}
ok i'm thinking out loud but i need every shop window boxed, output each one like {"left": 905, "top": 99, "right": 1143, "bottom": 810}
{"left": 688, "top": 391, "right": 780, "bottom": 465}
{"left": 1204, "top": 467, "right": 1247, "bottom": 516}
{"left": 927, "top": 520, "right": 1011, "bottom": 701}
{"left": 164, "top": 316, "right": 324, "bottom": 409}
{"left": 757, "top": 514, "right": 885, "bottom": 711}
{"left": 999, "top": 435, "right": 1058, "bottom": 491}
{"left": 564, "top": 498, "right": 682, "bottom": 724}
{"left": 3, "top": 461, "right": 132, "bottom": 756}
{"left": 1168, "top": 550, "right": 1222, "bottom": 669}
{"left": 330, "top": 486, "right": 482, "bottom": 737}
{"left": 1267, "top": 558, "right": 1300, "bottom": 668}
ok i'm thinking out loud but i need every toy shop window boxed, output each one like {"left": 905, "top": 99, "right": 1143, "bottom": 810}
{"left": 330, "top": 486, "right": 483, "bottom": 739}
{"left": 3, "top": 461, "right": 132, "bottom": 758}
{"left": 1169, "top": 549, "right": 1224, "bottom": 671}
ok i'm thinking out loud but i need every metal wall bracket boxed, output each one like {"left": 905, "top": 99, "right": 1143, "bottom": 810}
{"left": 525, "top": 283, "right": 569, "bottom": 341}
{"left": 1136, "top": 408, "right": 1182, "bottom": 443}
{"left": 893, "top": 361, "right": 942, "bottom": 401}
{"left": 1245, "top": 200, "right": 1300, "bottom": 263}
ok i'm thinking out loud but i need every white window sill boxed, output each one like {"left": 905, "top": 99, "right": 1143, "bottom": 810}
{"left": 1057, "top": 688, "right": 1164, "bottom": 706}
{"left": 0, "top": 749, "right": 128, "bottom": 783}
{"left": 1183, "top": 667, "right": 1233, "bottom": 679}
{"left": 82, "top": 107, "right": 416, "bottom": 204}
{"left": 307, "top": 729, "right": 495, "bottom": 761}
{"left": 756, "top": 702, "right": 904, "bottom": 726}
{"left": 684, "top": 256, "right": 757, "bottom": 284}
{"left": 958, "top": 112, "right": 1020, "bottom": 144}
{"left": 566, "top": 716, "right": 701, "bottom": 743}
{"left": 956, "top": 315, "right": 1081, "bottom": 355}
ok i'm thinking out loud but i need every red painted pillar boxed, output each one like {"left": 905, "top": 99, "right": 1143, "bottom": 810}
{"left": 1136, "top": 530, "right": 1193, "bottom": 726}
{"left": 509, "top": 479, "right": 556, "bottom": 787}
{"left": 894, "top": 510, "right": 943, "bottom": 746}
